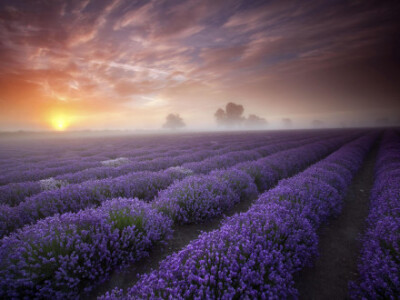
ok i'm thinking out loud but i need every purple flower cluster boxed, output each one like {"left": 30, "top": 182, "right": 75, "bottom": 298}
{"left": 210, "top": 168, "right": 259, "bottom": 202}
{"left": 350, "top": 131, "right": 400, "bottom": 298}
{"left": 235, "top": 134, "right": 351, "bottom": 192}
{"left": 100, "top": 134, "right": 375, "bottom": 299}
{"left": 153, "top": 171, "right": 247, "bottom": 224}
{"left": 0, "top": 198, "right": 172, "bottom": 299}
{"left": 181, "top": 150, "right": 262, "bottom": 174}
{"left": 0, "top": 170, "right": 177, "bottom": 238}
{"left": 0, "top": 160, "right": 99, "bottom": 186}
{"left": 0, "top": 181, "right": 42, "bottom": 206}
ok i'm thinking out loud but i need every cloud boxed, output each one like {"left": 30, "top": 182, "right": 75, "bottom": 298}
{"left": 113, "top": 2, "right": 154, "bottom": 31}
{"left": 114, "top": 80, "right": 161, "bottom": 96}
{"left": 0, "top": 0, "right": 399, "bottom": 130}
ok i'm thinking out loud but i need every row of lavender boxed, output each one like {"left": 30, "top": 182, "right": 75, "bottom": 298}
{"left": 0, "top": 134, "right": 355, "bottom": 298}
{"left": 0, "top": 133, "right": 330, "bottom": 237}
{"left": 0, "top": 132, "right": 273, "bottom": 184}
{"left": 0, "top": 133, "right": 226, "bottom": 168}
{"left": 52, "top": 135, "right": 277, "bottom": 183}
{"left": 2, "top": 130, "right": 302, "bottom": 204}
{"left": 0, "top": 133, "right": 254, "bottom": 185}
{"left": 0, "top": 136, "right": 263, "bottom": 206}
{"left": 152, "top": 134, "right": 354, "bottom": 225}
{"left": 98, "top": 133, "right": 375, "bottom": 299}
{"left": 0, "top": 131, "right": 302, "bottom": 204}
{"left": 349, "top": 131, "right": 400, "bottom": 298}
{"left": 0, "top": 135, "right": 281, "bottom": 211}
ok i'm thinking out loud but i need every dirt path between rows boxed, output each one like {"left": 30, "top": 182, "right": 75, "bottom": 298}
{"left": 295, "top": 140, "right": 379, "bottom": 300}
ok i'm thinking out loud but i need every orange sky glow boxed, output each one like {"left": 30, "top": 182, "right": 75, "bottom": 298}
{"left": 0, "top": 0, "right": 399, "bottom": 131}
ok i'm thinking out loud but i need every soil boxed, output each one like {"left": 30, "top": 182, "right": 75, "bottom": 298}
{"left": 295, "top": 140, "right": 379, "bottom": 300}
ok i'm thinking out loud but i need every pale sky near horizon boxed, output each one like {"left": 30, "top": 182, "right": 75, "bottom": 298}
{"left": 0, "top": 0, "right": 399, "bottom": 131}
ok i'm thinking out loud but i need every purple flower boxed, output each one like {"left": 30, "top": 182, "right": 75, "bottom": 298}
{"left": 0, "top": 198, "right": 172, "bottom": 299}
{"left": 153, "top": 174, "right": 238, "bottom": 224}
{"left": 350, "top": 131, "right": 400, "bottom": 298}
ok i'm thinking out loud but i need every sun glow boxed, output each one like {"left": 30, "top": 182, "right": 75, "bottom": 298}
{"left": 51, "top": 115, "right": 69, "bottom": 131}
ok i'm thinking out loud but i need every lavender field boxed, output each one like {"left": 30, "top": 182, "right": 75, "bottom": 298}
{"left": 2, "top": 0, "right": 400, "bottom": 298}
{"left": 0, "top": 129, "right": 398, "bottom": 299}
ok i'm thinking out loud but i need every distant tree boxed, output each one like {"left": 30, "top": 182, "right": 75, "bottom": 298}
{"left": 214, "top": 108, "right": 226, "bottom": 126}
{"left": 215, "top": 102, "right": 245, "bottom": 127}
{"left": 225, "top": 102, "right": 244, "bottom": 125}
{"left": 163, "top": 113, "right": 185, "bottom": 130}
{"left": 311, "top": 119, "right": 324, "bottom": 128}
{"left": 282, "top": 118, "right": 293, "bottom": 128}
{"left": 245, "top": 114, "right": 268, "bottom": 128}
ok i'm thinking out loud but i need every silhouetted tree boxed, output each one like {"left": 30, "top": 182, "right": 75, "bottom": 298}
{"left": 282, "top": 118, "right": 293, "bottom": 128}
{"left": 163, "top": 113, "right": 185, "bottom": 130}
{"left": 214, "top": 108, "right": 226, "bottom": 126}
{"left": 215, "top": 102, "right": 245, "bottom": 127}
{"left": 245, "top": 114, "right": 268, "bottom": 128}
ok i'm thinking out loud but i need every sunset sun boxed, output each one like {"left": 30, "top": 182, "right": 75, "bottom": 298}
{"left": 51, "top": 116, "right": 69, "bottom": 131}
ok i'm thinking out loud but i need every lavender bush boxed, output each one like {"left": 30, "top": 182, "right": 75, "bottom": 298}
{"left": 0, "top": 181, "right": 42, "bottom": 206}
{"left": 210, "top": 168, "right": 258, "bottom": 202}
{"left": 0, "top": 198, "right": 172, "bottom": 299}
{"left": 153, "top": 174, "right": 239, "bottom": 224}
{"left": 349, "top": 131, "right": 400, "bottom": 298}
{"left": 257, "top": 176, "right": 341, "bottom": 227}
{"left": 181, "top": 150, "right": 262, "bottom": 174}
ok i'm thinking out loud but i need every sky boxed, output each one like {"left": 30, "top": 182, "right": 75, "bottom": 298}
{"left": 0, "top": 0, "right": 399, "bottom": 131}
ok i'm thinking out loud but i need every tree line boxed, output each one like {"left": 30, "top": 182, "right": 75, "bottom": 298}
{"left": 162, "top": 102, "right": 330, "bottom": 130}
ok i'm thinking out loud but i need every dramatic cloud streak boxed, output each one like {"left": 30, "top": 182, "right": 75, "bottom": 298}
{"left": 0, "top": 0, "right": 399, "bottom": 130}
